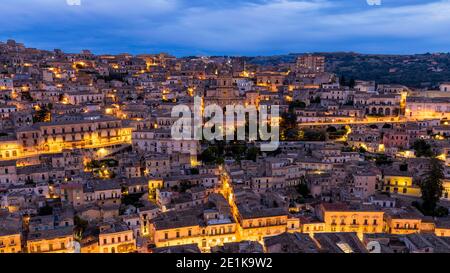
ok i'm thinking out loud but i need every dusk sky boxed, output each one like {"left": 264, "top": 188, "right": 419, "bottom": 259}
{"left": 1, "top": 0, "right": 450, "bottom": 56}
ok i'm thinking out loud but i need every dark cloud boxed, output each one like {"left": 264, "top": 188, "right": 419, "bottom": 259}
{"left": 0, "top": 0, "right": 449, "bottom": 56}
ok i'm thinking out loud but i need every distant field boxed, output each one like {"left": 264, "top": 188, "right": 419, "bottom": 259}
{"left": 249, "top": 52, "right": 450, "bottom": 88}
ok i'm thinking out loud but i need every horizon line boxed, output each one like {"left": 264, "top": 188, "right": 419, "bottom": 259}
{"left": 2, "top": 38, "right": 450, "bottom": 59}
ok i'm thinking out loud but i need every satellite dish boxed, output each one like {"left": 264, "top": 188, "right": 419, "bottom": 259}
{"left": 367, "top": 241, "right": 381, "bottom": 253}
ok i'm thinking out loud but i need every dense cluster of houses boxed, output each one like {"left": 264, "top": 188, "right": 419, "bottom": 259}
{"left": 1, "top": 40, "right": 450, "bottom": 253}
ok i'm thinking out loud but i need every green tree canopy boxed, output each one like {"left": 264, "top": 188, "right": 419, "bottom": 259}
{"left": 420, "top": 158, "right": 445, "bottom": 215}
{"left": 412, "top": 139, "right": 434, "bottom": 157}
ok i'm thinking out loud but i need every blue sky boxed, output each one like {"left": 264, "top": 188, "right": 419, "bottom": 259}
{"left": 1, "top": 0, "right": 449, "bottom": 56}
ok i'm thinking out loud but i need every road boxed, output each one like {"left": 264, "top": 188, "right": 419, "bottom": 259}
{"left": 298, "top": 117, "right": 439, "bottom": 127}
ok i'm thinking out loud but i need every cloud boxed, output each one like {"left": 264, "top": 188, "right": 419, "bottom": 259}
{"left": 316, "top": 1, "right": 450, "bottom": 47}
{"left": 0, "top": 0, "right": 449, "bottom": 55}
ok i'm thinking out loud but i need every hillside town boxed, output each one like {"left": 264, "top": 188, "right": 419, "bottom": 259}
{"left": 1, "top": 39, "right": 450, "bottom": 254}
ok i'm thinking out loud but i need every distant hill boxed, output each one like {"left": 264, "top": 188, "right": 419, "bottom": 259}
{"left": 249, "top": 52, "right": 450, "bottom": 88}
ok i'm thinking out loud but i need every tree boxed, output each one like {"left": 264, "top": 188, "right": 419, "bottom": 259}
{"left": 339, "top": 76, "right": 355, "bottom": 88}
{"left": 435, "top": 206, "right": 449, "bottom": 217}
{"left": 179, "top": 181, "right": 193, "bottom": 193}
{"left": 296, "top": 176, "right": 310, "bottom": 197}
{"left": 74, "top": 215, "right": 88, "bottom": 241}
{"left": 200, "top": 146, "right": 224, "bottom": 165}
{"left": 22, "top": 91, "right": 34, "bottom": 102}
{"left": 348, "top": 78, "right": 356, "bottom": 88}
{"left": 190, "top": 168, "right": 199, "bottom": 175}
{"left": 296, "top": 182, "right": 310, "bottom": 197}
{"left": 280, "top": 111, "right": 301, "bottom": 141}
{"left": 246, "top": 147, "right": 259, "bottom": 162}
{"left": 339, "top": 75, "right": 346, "bottom": 86}
{"left": 288, "top": 100, "right": 306, "bottom": 111}
{"left": 33, "top": 105, "right": 51, "bottom": 123}
{"left": 38, "top": 205, "right": 53, "bottom": 216}
{"left": 303, "top": 130, "right": 326, "bottom": 141}
{"left": 229, "top": 143, "right": 247, "bottom": 160}
{"left": 412, "top": 139, "right": 434, "bottom": 157}
{"left": 86, "top": 160, "right": 101, "bottom": 170}
{"left": 310, "top": 96, "right": 321, "bottom": 104}
{"left": 326, "top": 126, "right": 337, "bottom": 133}
{"left": 121, "top": 192, "right": 145, "bottom": 208}
{"left": 375, "top": 154, "right": 393, "bottom": 166}
{"left": 399, "top": 163, "right": 408, "bottom": 172}
{"left": 200, "top": 147, "right": 217, "bottom": 164}
{"left": 420, "top": 158, "right": 444, "bottom": 215}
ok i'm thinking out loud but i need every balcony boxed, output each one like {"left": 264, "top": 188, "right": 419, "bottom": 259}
{"left": 394, "top": 226, "right": 418, "bottom": 231}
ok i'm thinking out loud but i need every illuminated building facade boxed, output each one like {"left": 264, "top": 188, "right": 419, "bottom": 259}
{"left": 98, "top": 222, "right": 136, "bottom": 253}
{"left": 317, "top": 203, "right": 384, "bottom": 236}
{"left": 406, "top": 97, "right": 450, "bottom": 119}
{"left": 236, "top": 212, "right": 289, "bottom": 242}
{"left": 0, "top": 231, "right": 21, "bottom": 253}
{"left": 384, "top": 208, "right": 423, "bottom": 235}
{"left": 152, "top": 195, "right": 238, "bottom": 251}
{"left": 0, "top": 117, "right": 132, "bottom": 161}
{"left": 296, "top": 55, "right": 325, "bottom": 75}
{"left": 26, "top": 227, "right": 74, "bottom": 253}
{"left": 383, "top": 171, "right": 420, "bottom": 197}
